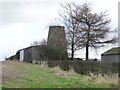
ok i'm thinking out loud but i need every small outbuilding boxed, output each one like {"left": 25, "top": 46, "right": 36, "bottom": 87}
{"left": 101, "top": 47, "right": 120, "bottom": 63}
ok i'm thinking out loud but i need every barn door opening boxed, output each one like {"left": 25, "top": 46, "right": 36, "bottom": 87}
{"left": 20, "top": 50, "right": 24, "bottom": 61}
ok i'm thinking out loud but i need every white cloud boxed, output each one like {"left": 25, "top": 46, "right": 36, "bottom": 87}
{"left": 1, "top": 2, "right": 59, "bottom": 25}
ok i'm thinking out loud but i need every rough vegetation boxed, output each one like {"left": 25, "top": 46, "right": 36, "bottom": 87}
{"left": 2, "top": 60, "right": 118, "bottom": 88}
{"left": 47, "top": 60, "right": 118, "bottom": 76}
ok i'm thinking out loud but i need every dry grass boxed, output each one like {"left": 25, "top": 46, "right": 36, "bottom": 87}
{"left": 2, "top": 60, "right": 118, "bottom": 88}
{"left": 2, "top": 60, "right": 26, "bottom": 82}
{"left": 50, "top": 66, "right": 76, "bottom": 78}
{"left": 49, "top": 66, "right": 118, "bottom": 87}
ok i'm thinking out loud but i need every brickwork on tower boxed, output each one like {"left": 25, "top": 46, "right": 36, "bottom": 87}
{"left": 47, "top": 26, "right": 68, "bottom": 60}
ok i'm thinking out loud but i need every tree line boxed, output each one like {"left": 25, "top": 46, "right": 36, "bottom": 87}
{"left": 59, "top": 3, "right": 117, "bottom": 60}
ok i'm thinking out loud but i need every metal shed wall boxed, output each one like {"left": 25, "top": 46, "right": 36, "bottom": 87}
{"left": 101, "top": 54, "right": 120, "bottom": 63}
{"left": 24, "top": 47, "right": 32, "bottom": 62}
{"left": 32, "top": 46, "right": 47, "bottom": 61}
{"left": 19, "top": 50, "right": 24, "bottom": 61}
{"left": 32, "top": 46, "right": 42, "bottom": 61}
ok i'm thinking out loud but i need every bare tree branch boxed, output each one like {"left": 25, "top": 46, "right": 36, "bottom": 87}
{"left": 59, "top": 2, "right": 117, "bottom": 60}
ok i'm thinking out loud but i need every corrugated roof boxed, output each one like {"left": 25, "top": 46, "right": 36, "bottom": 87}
{"left": 17, "top": 45, "right": 47, "bottom": 52}
{"left": 102, "top": 47, "right": 120, "bottom": 55}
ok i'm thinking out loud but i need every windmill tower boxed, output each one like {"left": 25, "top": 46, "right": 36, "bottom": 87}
{"left": 47, "top": 26, "right": 68, "bottom": 60}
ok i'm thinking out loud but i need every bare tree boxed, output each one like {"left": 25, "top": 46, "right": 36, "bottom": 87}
{"left": 40, "top": 39, "right": 47, "bottom": 45}
{"left": 31, "top": 41, "right": 40, "bottom": 46}
{"left": 74, "top": 3, "right": 117, "bottom": 60}
{"left": 31, "top": 39, "right": 47, "bottom": 46}
{"left": 59, "top": 3, "right": 117, "bottom": 60}
{"left": 59, "top": 3, "right": 82, "bottom": 60}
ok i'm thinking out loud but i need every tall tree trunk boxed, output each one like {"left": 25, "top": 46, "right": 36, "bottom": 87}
{"left": 71, "top": 42, "right": 74, "bottom": 60}
{"left": 86, "top": 44, "right": 89, "bottom": 60}
{"left": 71, "top": 49, "right": 74, "bottom": 60}
{"left": 86, "top": 26, "right": 90, "bottom": 60}
{"left": 71, "top": 33, "right": 75, "bottom": 60}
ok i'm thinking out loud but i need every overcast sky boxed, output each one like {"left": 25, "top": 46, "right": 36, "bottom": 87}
{"left": 0, "top": 0, "right": 119, "bottom": 60}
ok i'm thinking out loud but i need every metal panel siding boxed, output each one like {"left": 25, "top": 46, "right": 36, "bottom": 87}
{"left": 32, "top": 47, "right": 42, "bottom": 61}
{"left": 101, "top": 55, "right": 119, "bottom": 62}
{"left": 24, "top": 48, "right": 32, "bottom": 62}
{"left": 19, "top": 50, "right": 24, "bottom": 61}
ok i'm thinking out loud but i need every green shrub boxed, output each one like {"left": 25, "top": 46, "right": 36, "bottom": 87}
{"left": 46, "top": 60, "right": 118, "bottom": 76}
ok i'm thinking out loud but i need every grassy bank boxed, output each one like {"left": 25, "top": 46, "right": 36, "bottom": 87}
{"left": 2, "top": 60, "right": 118, "bottom": 88}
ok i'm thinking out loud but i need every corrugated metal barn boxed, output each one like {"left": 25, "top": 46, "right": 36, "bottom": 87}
{"left": 101, "top": 47, "right": 120, "bottom": 63}
{"left": 15, "top": 45, "right": 47, "bottom": 63}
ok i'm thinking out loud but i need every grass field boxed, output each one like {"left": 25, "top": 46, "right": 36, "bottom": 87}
{"left": 2, "top": 60, "right": 118, "bottom": 88}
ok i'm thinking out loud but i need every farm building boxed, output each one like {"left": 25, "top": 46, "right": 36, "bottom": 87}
{"left": 8, "top": 26, "right": 68, "bottom": 62}
{"left": 101, "top": 47, "right": 120, "bottom": 63}
{"left": 15, "top": 45, "right": 48, "bottom": 63}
